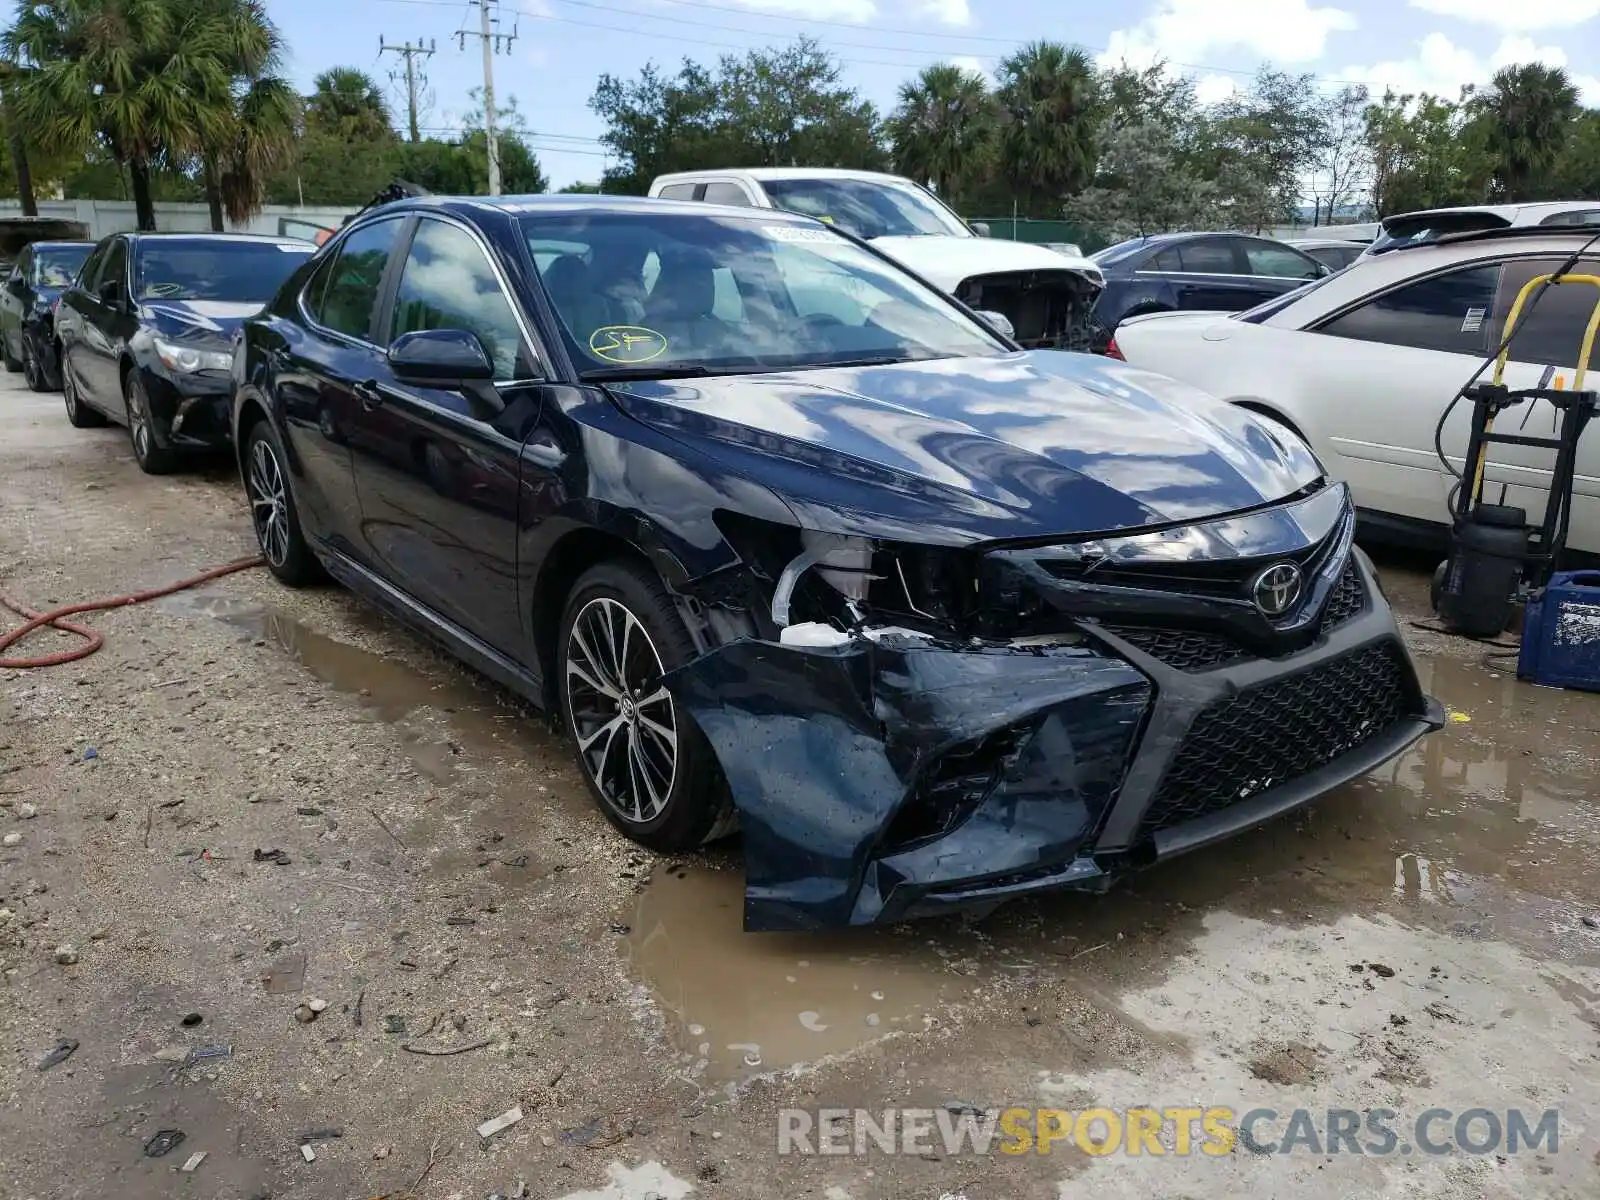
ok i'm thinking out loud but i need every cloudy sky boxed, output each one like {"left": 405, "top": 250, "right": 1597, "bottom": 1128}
{"left": 276, "top": 0, "right": 1600, "bottom": 188}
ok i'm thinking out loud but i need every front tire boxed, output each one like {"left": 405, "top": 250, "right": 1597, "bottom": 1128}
{"left": 61, "top": 351, "right": 106, "bottom": 427}
{"left": 124, "top": 373, "right": 178, "bottom": 474}
{"left": 557, "top": 561, "right": 730, "bottom": 852}
{"left": 243, "top": 419, "right": 321, "bottom": 586}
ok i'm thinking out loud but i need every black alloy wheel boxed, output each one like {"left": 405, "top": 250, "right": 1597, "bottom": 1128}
{"left": 124, "top": 373, "right": 178, "bottom": 474}
{"left": 557, "top": 561, "right": 732, "bottom": 852}
{"left": 243, "top": 420, "right": 320, "bottom": 586}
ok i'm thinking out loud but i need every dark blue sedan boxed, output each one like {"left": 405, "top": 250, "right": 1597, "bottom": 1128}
{"left": 1091, "top": 232, "right": 1330, "bottom": 335}
{"left": 231, "top": 194, "right": 1439, "bottom": 930}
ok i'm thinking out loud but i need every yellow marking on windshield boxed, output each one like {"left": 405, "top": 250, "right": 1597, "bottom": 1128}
{"left": 589, "top": 325, "right": 668, "bottom": 364}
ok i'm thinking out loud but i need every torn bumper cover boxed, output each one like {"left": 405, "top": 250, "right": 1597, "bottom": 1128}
{"left": 667, "top": 516, "right": 1444, "bottom": 931}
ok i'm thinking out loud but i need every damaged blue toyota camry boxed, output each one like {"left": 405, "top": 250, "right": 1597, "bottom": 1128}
{"left": 231, "top": 194, "right": 1444, "bottom": 931}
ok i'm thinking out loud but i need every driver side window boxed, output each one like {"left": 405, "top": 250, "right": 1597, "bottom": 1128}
{"left": 389, "top": 218, "right": 532, "bottom": 382}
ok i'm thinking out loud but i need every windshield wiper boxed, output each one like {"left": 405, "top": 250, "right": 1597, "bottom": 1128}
{"left": 581, "top": 365, "right": 723, "bottom": 382}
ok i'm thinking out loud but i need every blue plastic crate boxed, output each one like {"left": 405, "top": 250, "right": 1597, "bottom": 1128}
{"left": 1518, "top": 571, "right": 1600, "bottom": 692}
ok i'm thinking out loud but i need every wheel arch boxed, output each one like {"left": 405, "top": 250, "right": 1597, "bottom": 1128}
{"left": 529, "top": 523, "right": 674, "bottom": 709}
{"left": 1232, "top": 398, "right": 1308, "bottom": 440}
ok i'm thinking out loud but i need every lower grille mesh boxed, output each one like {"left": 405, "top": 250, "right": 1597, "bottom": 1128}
{"left": 1136, "top": 642, "right": 1409, "bottom": 838}
{"left": 1105, "top": 626, "right": 1245, "bottom": 671}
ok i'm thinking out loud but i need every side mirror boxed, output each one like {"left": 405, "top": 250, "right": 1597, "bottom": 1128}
{"left": 975, "top": 309, "right": 1015, "bottom": 340}
{"left": 970, "top": 222, "right": 991, "bottom": 238}
{"left": 98, "top": 278, "right": 122, "bottom": 305}
{"left": 387, "top": 328, "right": 495, "bottom": 385}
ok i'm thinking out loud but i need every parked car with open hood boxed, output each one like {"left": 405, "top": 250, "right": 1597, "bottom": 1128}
{"left": 54, "top": 232, "right": 317, "bottom": 473}
{"left": 647, "top": 167, "right": 1105, "bottom": 350}
{"left": 231, "top": 193, "right": 1441, "bottom": 931}
{"left": 0, "top": 239, "right": 91, "bottom": 391}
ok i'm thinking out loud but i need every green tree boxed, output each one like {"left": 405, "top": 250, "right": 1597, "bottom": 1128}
{"left": 1479, "top": 63, "right": 1581, "bottom": 201}
{"left": 1066, "top": 120, "right": 1222, "bottom": 239}
{"left": 1195, "top": 68, "right": 1324, "bottom": 227}
{"left": 1310, "top": 84, "right": 1371, "bottom": 224}
{"left": 886, "top": 63, "right": 995, "bottom": 206}
{"left": 1364, "top": 88, "right": 1493, "bottom": 215}
{"left": 993, "top": 42, "right": 1102, "bottom": 217}
{"left": 305, "top": 67, "right": 395, "bottom": 142}
{"left": 1553, "top": 108, "right": 1600, "bottom": 198}
{"left": 176, "top": 0, "right": 300, "bottom": 231}
{"left": 4, "top": 0, "right": 219, "bottom": 229}
{"left": 558, "top": 181, "right": 602, "bottom": 193}
{"left": 590, "top": 40, "right": 885, "bottom": 194}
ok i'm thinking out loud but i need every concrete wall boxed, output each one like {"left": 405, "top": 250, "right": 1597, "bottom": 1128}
{"left": 0, "top": 199, "right": 361, "bottom": 241}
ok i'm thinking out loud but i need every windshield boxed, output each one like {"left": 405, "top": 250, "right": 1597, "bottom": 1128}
{"left": 33, "top": 245, "right": 90, "bottom": 288}
{"left": 521, "top": 212, "right": 1006, "bottom": 378}
{"left": 136, "top": 240, "right": 315, "bottom": 302}
{"left": 759, "top": 177, "right": 970, "bottom": 240}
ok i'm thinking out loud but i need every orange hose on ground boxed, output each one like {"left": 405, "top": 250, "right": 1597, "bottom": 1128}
{"left": 0, "top": 556, "right": 265, "bottom": 669}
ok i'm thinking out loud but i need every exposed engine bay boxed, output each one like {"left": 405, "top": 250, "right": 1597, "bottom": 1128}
{"left": 953, "top": 269, "right": 1104, "bottom": 352}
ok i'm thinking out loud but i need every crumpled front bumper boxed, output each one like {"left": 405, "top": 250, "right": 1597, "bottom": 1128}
{"left": 666, "top": 514, "right": 1443, "bottom": 931}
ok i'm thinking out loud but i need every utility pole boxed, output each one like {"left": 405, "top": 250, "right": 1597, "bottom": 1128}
{"left": 379, "top": 35, "right": 437, "bottom": 143}
{"left": 458, "top": 0, "right": 515, "bottom": 196}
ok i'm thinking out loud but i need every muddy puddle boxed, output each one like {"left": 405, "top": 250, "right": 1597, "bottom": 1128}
{"left": 624, "top": 864, "right": 1049, "bottom": 1090}
{"left": 154, "top": 588, "right": 585, "bottom": 850}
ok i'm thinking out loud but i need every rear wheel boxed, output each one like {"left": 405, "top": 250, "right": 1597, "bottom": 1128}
{"left": 124, "top": 372, "right": 178, "bottom": 474}
{"left": 557, "top": 561, "right": 731, "bottom": 852}
{"left": 243, "top": 419, "right": 321, "bottom": 586}
{"left": 61, "top": 351, "right": 106, "bottom": 427}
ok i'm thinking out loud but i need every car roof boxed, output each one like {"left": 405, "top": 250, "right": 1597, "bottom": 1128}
{"left": 356, "top": 192, "right": 829, "bottom": 226}
{"left": 27, "top": 240, "right": 93, "bottom": 250}
{"left": 1381, "top": 200, "right": 1600, "bottom": 225}
{"left": 123, "top": 231, "right": 315, "bottom": 244}
{"left": 651, "top": 167, "right": 912, "bottom": 184}
{"left": 1255, "top": 228, "right": 1600, "bottom": 329}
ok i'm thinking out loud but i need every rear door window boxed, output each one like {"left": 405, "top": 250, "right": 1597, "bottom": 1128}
{"left": 656, "top": 183, "right": 698, "bottom": 201}
{"left": 1317, "top": 263, "right": 1503, "bottom": 355}
{"left": 1177, "top": 239, "right": 1240, "bottom": 274}
{"left": 1494, "top": 256, "right": 1600, "bottom": 371}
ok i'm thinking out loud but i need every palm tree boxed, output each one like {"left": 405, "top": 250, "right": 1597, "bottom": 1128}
{"left": 886, "top": 63, "right": 994, "bottom": 205}
{"left": 4, "top": 0, "right": 216, "bottom": 230}
{"left": 179, "top": 0, "right": 300, "bottom": 230}
{"left": 1480, "top": 63, "right": 1581, "bottom": 202}
{"left": 994, "top": 42, "right": 1103, "bottom": 218}
{"left": 305, "top": 68, "right": 396, "bottom": 143}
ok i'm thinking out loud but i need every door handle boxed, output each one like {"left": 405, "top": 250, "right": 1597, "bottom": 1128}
{"left": 353, "top": 379, "right": 383, "bottom": 411}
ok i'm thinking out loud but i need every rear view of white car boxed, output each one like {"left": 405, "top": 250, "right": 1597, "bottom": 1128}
{"left": 1111, "top": 227, "right": 1600, "bottom": 556}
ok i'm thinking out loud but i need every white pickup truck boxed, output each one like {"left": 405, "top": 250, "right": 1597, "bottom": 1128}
{"left": 647, "top": 167, "right": 1105, "bottom": 350}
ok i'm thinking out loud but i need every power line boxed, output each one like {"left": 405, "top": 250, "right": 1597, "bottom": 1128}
{"left": 379, "top": 34, "right": 438, "bottom": 142}
{"left": 375, "top": 0, "right": 1388, "bottom": 86}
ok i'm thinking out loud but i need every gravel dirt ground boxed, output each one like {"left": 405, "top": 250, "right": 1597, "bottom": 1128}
{"left": 2, "top": 374, "right": 1599, "bottom": 1200}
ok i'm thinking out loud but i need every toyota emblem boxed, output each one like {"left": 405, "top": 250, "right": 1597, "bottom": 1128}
{"left": 1251, "top": 562, "right": 1303, "bottom": 617}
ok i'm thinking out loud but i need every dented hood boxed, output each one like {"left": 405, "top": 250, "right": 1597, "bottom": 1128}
{"left": 604, "top": 351, "right": 1323, "bottom": 544}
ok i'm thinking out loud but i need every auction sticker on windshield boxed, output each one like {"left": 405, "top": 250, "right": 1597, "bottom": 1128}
{"left": 764, "top": 225, "right": 840, "bottom": 244}
{"left": 590, "top": 325, "right": 668, "bottom": 364}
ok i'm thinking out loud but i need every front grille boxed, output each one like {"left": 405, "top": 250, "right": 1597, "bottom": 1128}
{"left": 1104, "top": 626, "right": 1246, "bottom": 671}
{"left": 1323, "top": 561, "right": 1366, "bottom": 627}
{"left": 1135, "top": 642, "right": 1409, "bottom": 839}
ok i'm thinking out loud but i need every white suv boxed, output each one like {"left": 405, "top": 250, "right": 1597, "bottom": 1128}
{"left": 1110, "top": 227, "right": 1600, "bottom": 555}
{"left": 647, "top": 167, "right": 1105, "bottom": 349}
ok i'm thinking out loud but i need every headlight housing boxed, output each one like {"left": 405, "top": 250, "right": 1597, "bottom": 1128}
{"left": 154, "top": 337, "right": 232, "bottom": 374}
